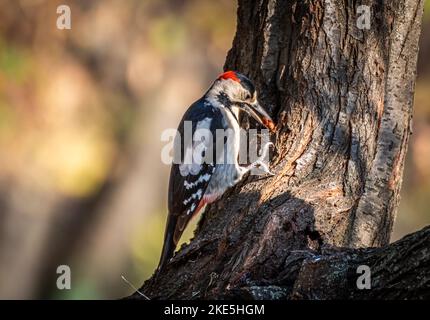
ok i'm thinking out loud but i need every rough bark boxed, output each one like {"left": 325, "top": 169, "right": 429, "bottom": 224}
{"left": 219, "top": 226, "right": 430, "bottom": 300}
{"left": 134, "top": 0, "right": 426, "bottom": 299}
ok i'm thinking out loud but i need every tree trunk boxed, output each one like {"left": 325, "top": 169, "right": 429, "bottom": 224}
{"left": 134, "top": 0, "right": 426, "bottom": 299}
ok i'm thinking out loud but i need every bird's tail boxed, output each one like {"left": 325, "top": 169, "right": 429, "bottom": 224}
{"left": 157, "top": 214, "right": 177, "bottom": 272}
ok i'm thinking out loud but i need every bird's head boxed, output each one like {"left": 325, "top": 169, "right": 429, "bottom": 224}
{"left": 208, "top": 71, "right": 276, "bottom": 132}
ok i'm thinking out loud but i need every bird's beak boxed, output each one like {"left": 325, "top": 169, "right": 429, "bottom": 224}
{"left": 239, "top": 101, "right": 276, "bottom": 132}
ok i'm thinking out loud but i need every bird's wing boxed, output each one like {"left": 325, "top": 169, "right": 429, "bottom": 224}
{"left": 159, "top": 100, "right": 223, "bottom": 270}
{"left": 167, "top": 100, "right": 224, "bottom": 245}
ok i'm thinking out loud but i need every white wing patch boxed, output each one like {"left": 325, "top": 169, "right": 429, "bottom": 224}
{"left": 179, "top": 117, "right": 213, "bottom": 177}
{"left": 183, "top": 174, "right": 212, "bottom": 190}
{"left": 182, "top": 188, "right": 203, "bottom": 205}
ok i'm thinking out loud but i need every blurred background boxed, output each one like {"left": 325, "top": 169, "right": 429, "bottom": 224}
{"left": 0, "top": 0, "right": 428, "bottom": 299}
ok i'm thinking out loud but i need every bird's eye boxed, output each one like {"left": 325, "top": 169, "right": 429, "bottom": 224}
{"left": 245, "top": 93, "right": 252, "bottom": 100}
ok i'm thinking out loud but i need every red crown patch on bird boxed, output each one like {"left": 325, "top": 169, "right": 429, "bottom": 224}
{"left": 218, "top": 70, "right": 240, "bottom": 82}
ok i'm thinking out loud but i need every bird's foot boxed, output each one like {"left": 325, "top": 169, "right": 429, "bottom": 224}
{"left": 246, "top": 142, "right": 275, "bottom": 176}
{"left": 248, "top": 160, "right": 275, "bottom": 176}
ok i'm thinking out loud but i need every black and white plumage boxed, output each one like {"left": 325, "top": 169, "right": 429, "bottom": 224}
{"left": 158, "top": 71, "right": 275, "bottom": 271}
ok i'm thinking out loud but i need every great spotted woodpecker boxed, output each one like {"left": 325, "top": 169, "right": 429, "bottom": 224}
{"left": 158, "top": 71, "right": 275, "bottom": 271}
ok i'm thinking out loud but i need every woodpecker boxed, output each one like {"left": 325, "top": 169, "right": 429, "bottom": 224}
{"left": 157, "top": 71, "right": 275, "bottom": 271}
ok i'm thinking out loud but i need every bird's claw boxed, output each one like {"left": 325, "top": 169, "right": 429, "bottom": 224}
{"left": 248, "top": 160, "right": 275, "bottom": 176}
{"left": 246, "top": 141, "right": 275, "bottom": 176}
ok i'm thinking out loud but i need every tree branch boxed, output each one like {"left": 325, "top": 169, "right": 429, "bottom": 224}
{"left": 227, "top": 226, "right": 430, "bottom": 300}
{"left": 131, "top": 226, "right": 429, "bottom": 299}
